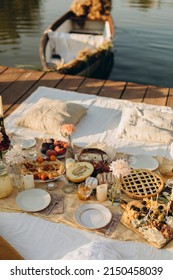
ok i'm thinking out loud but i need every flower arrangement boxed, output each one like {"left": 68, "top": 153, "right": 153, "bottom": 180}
{"left": 0, "top": 130, "right": 11, "bottom": 160}
{"left": 60, "top": 124, "right": 76, "bottom": 137}
{"left": 4, "top": 144, "right": 26, "bottom": 165}
{"left": 109, "top": 158, "right": 131, "bottom": 205}
{"left": 109, "top": 158, "right": 131, "bottom": 179}
{"left": 60, "top": 124, "right": 76, "bottom": 155}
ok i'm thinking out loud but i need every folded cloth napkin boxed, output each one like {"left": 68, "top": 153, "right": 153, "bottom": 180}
{"left": 116, "top": 107, "right": 173, "bottom": 144}
{"left": 40, "top": 194, "right": 65, "bottom": 215}
{"left": 99, "top": 213, "right": 122, "bottom": 236}
{"left": 61, "top": 240, "right": 123, "bottom": 260}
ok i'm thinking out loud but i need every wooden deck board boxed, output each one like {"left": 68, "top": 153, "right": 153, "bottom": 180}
{"left": 57, "top": 74, "right": 85, "bottom": 92}
{"left": 121, "top": 82, "right": 147, "bottom": 103}
{"left": 99, "top": 80, "right": 126, "bottom": 99}
{"left": 77, "top": 77, "right": 105, "bottom": 95}
{"left": 0, "top": 66, "right": 173, "bottom": 118}
{"left": 143, "top": 85, "right": 169, "bottom": 106}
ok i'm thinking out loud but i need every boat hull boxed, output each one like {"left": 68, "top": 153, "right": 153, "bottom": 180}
{"left": 39, "top": 11, "right": 115, "bottom": 78}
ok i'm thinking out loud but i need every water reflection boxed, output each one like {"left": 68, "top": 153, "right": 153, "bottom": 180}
{"left": 0, "top": 0, "right": 41, "bottom": 44}
{"left": 128, "top": 0, "right": 157, "bottom": 9}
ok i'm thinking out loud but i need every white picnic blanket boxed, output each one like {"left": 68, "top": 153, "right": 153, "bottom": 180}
{"left": 1, "top": 86, "right": 173, "bottom": 260}
{"left": 5, "top": 86, "right": 173, "bottom": 159}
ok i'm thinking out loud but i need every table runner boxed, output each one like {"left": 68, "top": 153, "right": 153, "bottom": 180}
{"left": 0, "top": 177, "right": 173, "bottom": 251}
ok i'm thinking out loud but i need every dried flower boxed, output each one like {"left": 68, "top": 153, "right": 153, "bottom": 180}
{"left": 60, "top": 124, "right": 75, "bottom": 137}
{"left": 4, "top": 144, "right": 26, "bottom": 165}
{"left": 0, "top": 132, "right": 3, "bottom": 143}
{"left": 109, "top": 158, "right": 131, "bottom": 179}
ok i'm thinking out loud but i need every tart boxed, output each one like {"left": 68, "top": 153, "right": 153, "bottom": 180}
{"left": 121, "top": 169, "right": 164, "bottom": 199}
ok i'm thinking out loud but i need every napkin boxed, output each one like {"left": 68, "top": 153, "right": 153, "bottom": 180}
{"left": 40, "top": 194, "right": 65, "bottom": 215}
{"left": 99, "top": 213, "right": 122, "bottom": 236}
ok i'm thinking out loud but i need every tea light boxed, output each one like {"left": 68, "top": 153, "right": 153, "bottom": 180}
{"left": 23, "top": 174, "right": 35, "bottom": 189}
{"left": 96, "top": 184, "right": 108, "bottom": 202}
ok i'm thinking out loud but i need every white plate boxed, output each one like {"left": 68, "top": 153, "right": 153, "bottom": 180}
{"left": 129, "top": 155, "right": 159, "bottom": 171}
{"left": 74, "top": 204, "right": 112, "bottom": 229}
{"left": 12, "top": 136, "right": 36, "bottom": 149}
{"left": 16, "top": 189, "right": 51, "bottom": 212}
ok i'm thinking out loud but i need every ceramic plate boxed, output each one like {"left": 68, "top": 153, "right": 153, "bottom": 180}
{"left": 129, "top": 155, "right": 159, "bottom": 171}
{"left": 74, "top": 204, "right": 112, "bottom": 229}
{"left": 12, "top": 136, "right": 36, "bottom": 149}
{"left": 16, "top": 189, "right": 51, "bottom": 212}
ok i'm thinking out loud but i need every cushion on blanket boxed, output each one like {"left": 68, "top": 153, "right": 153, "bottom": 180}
{"left": 116, "top": 107, "right": 173, "bottom": 144}
{"left": 61, "top": 241, "right": 123, "bottom": 260}
{"left": 16, "top": 98, "right": 87, "bottom": 134}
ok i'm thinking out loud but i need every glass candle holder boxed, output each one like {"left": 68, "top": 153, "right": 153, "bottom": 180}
{"left": 77, "top": 183, "right": 92, "bottom": 201}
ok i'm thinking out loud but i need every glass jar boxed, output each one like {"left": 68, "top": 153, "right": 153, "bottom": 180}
{"left": 0, "top": 161, "right": 13, "bottom": 198}
{"left": 77, "top": 183, "right": 92, "bottom": 200}
{"left": 109, "top": 176, "right": 121, "bottom": 206}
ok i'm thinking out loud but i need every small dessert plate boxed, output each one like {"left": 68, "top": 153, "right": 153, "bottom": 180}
{"left": 129, "top": 155, "right": 159, "bottom": 171}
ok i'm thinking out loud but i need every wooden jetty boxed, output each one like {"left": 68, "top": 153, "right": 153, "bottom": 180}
{"left": 0, "top": 65, "right": 173, "bottom": 118}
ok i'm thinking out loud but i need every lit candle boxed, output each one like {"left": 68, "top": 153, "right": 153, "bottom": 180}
{"left": 96, "top": 184, "right": 108, "bottom": 202}
{"left": 23, "top": 174, "right": 35, "bottom": 189}
{"left": 0, "top": 95, "right": 3, "bottom": 116}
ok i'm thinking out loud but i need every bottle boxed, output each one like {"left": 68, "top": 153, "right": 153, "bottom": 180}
{"left": 0, "top": 162, "right": 13, "bottom": 198}
{"left": 0, "top": 96, "right": 11, "bottom": 156}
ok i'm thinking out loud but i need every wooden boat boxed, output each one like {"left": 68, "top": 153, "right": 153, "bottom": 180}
{"left": 39, "top": 11, "right": 115, "bottom": 77}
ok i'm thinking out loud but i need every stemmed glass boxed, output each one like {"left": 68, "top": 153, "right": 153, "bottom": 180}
{"left": 13, "top": 172, "right": 24, "bottom": 191}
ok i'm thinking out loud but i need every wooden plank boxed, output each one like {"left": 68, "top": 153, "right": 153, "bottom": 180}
{"left": 2, "top": 70, "right": 44, "bottom": 114}
{"left": 143, "top": 85, "right": 169, "bottom": 106}
{"left": 57, "top": 74, "right": 85, "bottom": 92}
{"left": 77, "top": 77, "right": 105, "bottom": 95}
{"left": 122, "top": 82, "right": 147, "bottom": 103}
{"left": 166, "top": 88, "right": 173, "bottom": 108}
{"left": 0, "top": 73, "right": 24, "bottom": 94}
{"left": 5, "top": 71, "right": 64, "bottom": 117}
{"left": 99, "top": 80, "right": 126, "bottom": 99}
{"left": 0, "top": 65, "right": 8, "bottom": 74}
{"left": 4, "top": 67, "right": 25, "bottom": 74}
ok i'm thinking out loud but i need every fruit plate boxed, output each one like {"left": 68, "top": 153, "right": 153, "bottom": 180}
{"left": 21, "top": 159, "right": 65, "bottom": 182}
{"left": 40, "top": 139, "right": 68, "bottom": 159}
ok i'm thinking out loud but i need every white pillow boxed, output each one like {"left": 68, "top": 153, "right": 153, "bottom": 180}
{"left": 16, "top": 98, "right": 87, "bottom": 134}
{"left": 116, "top": 107, "right": 173, "bottom": 144}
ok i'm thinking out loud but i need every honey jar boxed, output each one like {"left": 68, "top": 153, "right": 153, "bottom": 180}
{"left": 77, "top": 183, "right": 92, "bottom": 200}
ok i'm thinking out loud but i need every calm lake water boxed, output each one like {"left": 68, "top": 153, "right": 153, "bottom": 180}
{"left": 0, "top": 0, "right": 173, "bottom": 87}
